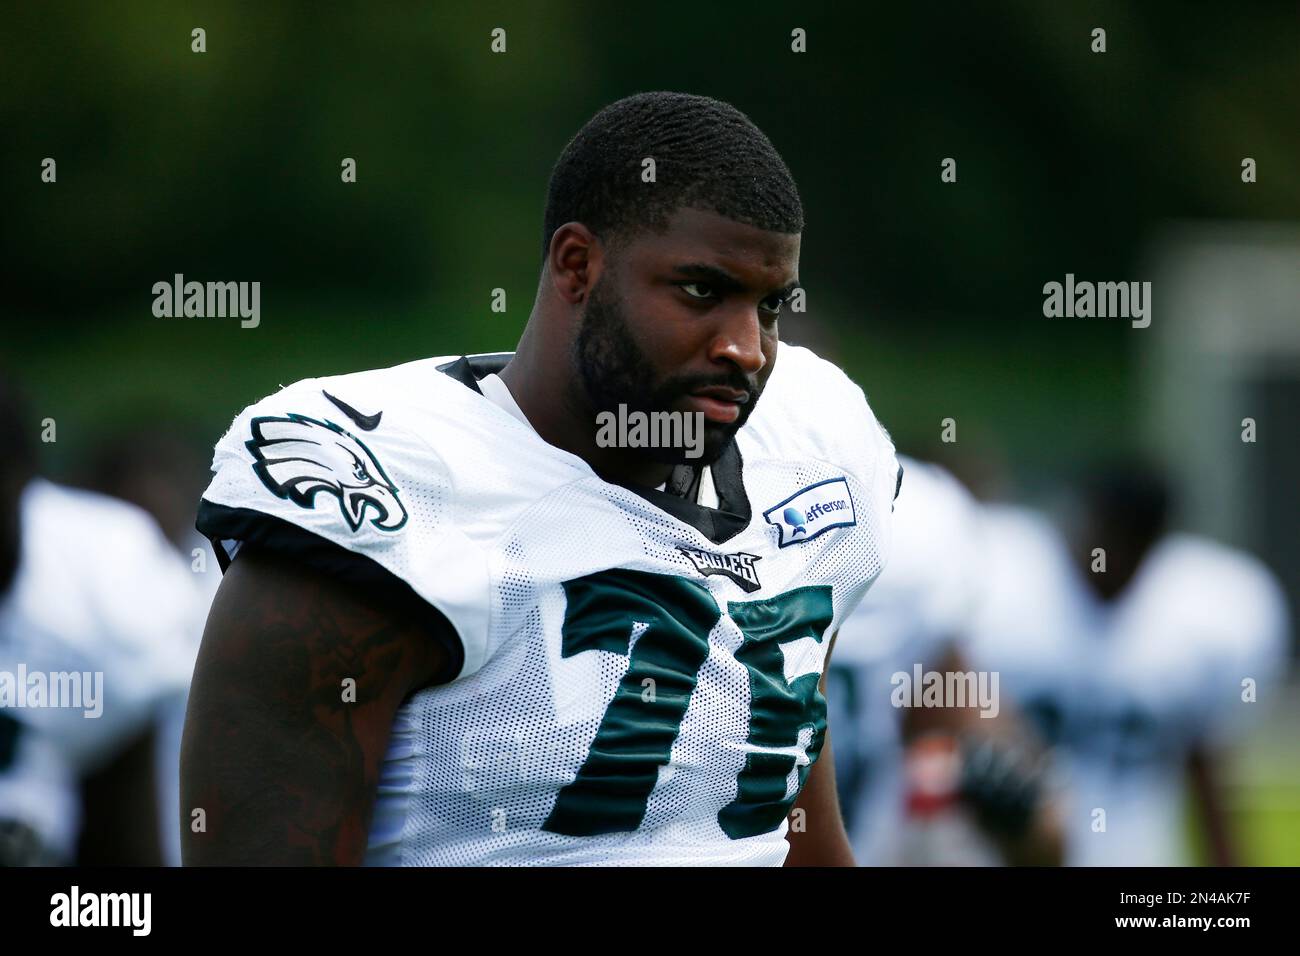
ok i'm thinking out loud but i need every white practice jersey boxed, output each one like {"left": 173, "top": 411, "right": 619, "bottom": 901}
{"left": 0, "top": 479, "right": 199, "bottom": 862}
{"left": 198, "top": 343, "right": 901, "bottom": 866}
{"left": 962, "top": 505, "right": 1289, "bottom": 866}
{"left": 827, "top": 457, "right": 982, "bottom": 864}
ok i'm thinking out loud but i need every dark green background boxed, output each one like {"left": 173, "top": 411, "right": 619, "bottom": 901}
{"left": 5, "top": 1, "right": 1296, "bottom": 483}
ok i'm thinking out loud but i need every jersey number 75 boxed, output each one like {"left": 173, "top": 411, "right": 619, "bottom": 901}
{"left": 543, "top": 568, "right": 833, "bottom": 841}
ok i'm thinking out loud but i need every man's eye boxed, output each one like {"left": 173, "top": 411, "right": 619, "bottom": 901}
{"left": 761, "top": 295, "right": 785, "bottom": 315}
{"left": 680, "top": 282, "right": 715, "bottom": 300}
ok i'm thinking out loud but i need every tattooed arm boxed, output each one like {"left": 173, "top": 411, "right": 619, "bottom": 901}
{"left": 179, "top": 547, "right": 447, "bottom": 865}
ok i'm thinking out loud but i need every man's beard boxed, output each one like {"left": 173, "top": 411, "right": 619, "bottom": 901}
{"left": 572, "top": 273, "right": 762, "bottom": 466}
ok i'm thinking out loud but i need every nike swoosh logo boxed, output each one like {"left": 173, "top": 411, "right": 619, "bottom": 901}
{"left": 322, "top": 390, "right": 382, "bottom": 431}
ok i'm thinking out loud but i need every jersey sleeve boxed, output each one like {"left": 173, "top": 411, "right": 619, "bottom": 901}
{"left": 769, "top": 345, "right": 902, "bottom": 621}
{"left": 856, "top": 380, "right": 902, "bottom": 594}
{"left": 797, "top": 345, "right": 900, "bottom": 512}
{"left": 1196, "top": 555, "right": 1292, "bottom": 749}
{"left": 830, "top": 354, "right": 901, "bottom": 567}
{"left": 196, "top": 378, "right": 492, "bottom": 681}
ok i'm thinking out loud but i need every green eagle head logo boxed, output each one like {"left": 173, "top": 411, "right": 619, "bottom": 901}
{"left": 246, "top": 414, "right": 408, "bottom": 533}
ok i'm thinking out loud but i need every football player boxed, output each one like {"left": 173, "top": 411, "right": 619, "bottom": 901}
{"left": 182, "top": 92, "right": 902, "bottom": 865}
{"left": 0, "top": 377, "right": 198, "bottom": 865}
{"left": 830, "top": 456, "right": 1061, "bottom": 866}
{"left": 82, "top": 424, "right": 222, "bottom": 866}
{"left": 962, "top": 465, "right": 1289, "bottom": 865}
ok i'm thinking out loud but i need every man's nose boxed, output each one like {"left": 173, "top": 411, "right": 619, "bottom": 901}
{"left": 706, "top": 305, "right": 767, "bottom": 375}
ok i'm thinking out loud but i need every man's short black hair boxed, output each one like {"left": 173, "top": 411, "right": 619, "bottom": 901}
{"left": 542, "top": 91, "right": 804, "bottom": 263}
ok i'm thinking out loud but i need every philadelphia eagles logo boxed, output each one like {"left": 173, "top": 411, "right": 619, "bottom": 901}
{"left": 245, "top": 414, "right": 408, "bottom": 533}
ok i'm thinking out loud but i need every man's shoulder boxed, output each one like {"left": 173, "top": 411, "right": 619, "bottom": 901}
{"left": 10, "top": 480, "right": 196, "bottom": 706}
{"left": 18, "top": 478, "right": 192, "bottom": 618}
{"left": 746, "top": 342, "right": 898, "bottom": 493}
{"left": 1139, "top": 534, "right": 1289, "bottom": 648}
{"left": 764, "top": 342, "right": 863, "bottom": 402}
{"left": 198, "top": 355, "right": 505, "bottom": 682}
{"left": 240, "top": 354, "right": 471, "bottom": 423}
{"left": 22, "top": 477, "right": 164, "bottom": 546}
{"left": 202, "top": 352, "right": 534, "bottom": 533}
{"left": 216, "top": 354, "right": 537, "bottom": 480}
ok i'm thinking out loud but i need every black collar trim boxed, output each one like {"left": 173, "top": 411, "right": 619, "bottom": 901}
{"left": 610, "top": 441, "right": 751, "bottom": 546}
{"left": 435, "top": 353, "right": 513, "bottom": 394}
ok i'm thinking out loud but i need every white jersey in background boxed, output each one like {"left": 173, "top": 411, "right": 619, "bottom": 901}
{"left": 0, "top": 479, "right": 199, "bottom": 863}
{"left": 827, "top": 456, "right": 983, "bottom": 864}
{"left": 198, "top": 344, "right": 902, "bottom": 866}
{"left": 961, "top": 504, "right": 1289, "bottom": 866}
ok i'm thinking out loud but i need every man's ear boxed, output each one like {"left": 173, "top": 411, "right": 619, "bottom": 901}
{"left": 548, "top": 222, "right": 602, "bottom": 305}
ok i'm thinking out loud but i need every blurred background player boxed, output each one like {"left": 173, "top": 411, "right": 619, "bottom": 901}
{"left": 80, "top": 422, "right": 221, "bottom": 866}
{"left": 0, "top": 376, "right": 199, "bottom": 865}
{"left": 829, "top": 455, "right": 1062, "bottom": 865}
{"left": 962, "top": 463, "right": 1290, "bottom": 866}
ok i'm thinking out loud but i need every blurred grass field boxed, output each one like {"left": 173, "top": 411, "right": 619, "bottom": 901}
{"left": 1229, "top": 690, "right": 1300, "bottom": 866}
{"left": 1186, "top": 684, "right": 1300, "bottom": 866}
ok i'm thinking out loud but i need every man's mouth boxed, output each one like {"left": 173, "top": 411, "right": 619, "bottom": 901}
{"left": 683, "top": 386, "right": 750, "bottom": 424}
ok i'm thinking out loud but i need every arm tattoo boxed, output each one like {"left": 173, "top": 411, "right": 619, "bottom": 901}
{"left": 180, "top": 549, "right": 445, "bottom": 865}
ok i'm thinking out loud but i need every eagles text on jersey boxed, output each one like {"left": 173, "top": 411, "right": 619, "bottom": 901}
{"left": 197, "top": 343, "right": 901, "bottom": 866}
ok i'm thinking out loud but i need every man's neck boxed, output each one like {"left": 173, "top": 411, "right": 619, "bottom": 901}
{"left": 498, "top": 349, "right": 676, "bottom": 490}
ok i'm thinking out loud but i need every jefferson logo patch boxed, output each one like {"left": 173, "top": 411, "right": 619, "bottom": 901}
{"left": 763, "top": 477, "right": 856, "bottom": 548}
{"left": 246, "top": 414, "right": 408, "bottom": 533}
{"left": 676, "top": 547, "right": 762, "bottom": 593}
